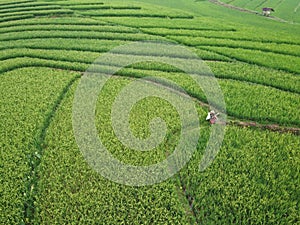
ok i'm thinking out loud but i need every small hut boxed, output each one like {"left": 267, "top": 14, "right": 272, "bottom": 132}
{"left": 262, "top": 8, "right": 275, "bottom": 16}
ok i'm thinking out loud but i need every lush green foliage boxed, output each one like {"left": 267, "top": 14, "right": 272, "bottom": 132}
{"left": 0, "top": 0, "right": 299, "bottom": 224}
{"left": 207, "top": 61, "right": 300, "bottom": 93}
{"left": 180, "top": 126, "right": 300, "bottom": 224}
{"left": 34, "top": 78, "right": 196, "bottom": 224}
{"left": 0, "top": 67, "right": 79, "bottom": 224}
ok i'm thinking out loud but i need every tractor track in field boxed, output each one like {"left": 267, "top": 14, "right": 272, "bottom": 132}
{"left": 23, "top": 75, "right": 80, "bottom": 224}
{"left": 208, "top": 0, "right": 288, "bottom": 23}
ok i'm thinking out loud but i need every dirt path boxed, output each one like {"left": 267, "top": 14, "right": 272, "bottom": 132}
{"left": 108, "top": 73, "right": 300, "bottom": 136}
{"left": 208, "top": 0, "right": 288, "bottom": 23}
{"left": 229, "top": 120, "right": 300, "bottom": 135}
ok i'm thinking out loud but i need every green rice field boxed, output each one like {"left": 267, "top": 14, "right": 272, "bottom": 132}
{"left": 0, "top": 0, "right": 299, "bottom": 224}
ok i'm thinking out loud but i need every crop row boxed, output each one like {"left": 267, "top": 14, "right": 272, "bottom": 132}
{"left": 0, "top": 38, "right": 125, "bottom": 53}
{"left": 1, "top": 45, "right": 297, "bottom": 120}
{"left": 180, "top": 125, "right": 300, "bottom": 223}
{"left": 66, "top": 1, "right": 194, "bottom": 19}
{"left": 0, "top": 67, "right": 80, "bottom": 224}
{"left": 65, "top": 5, "right": 142, "bottom": 10}
{"left": 0, "top": 24, "right": 139, "bottom": 34}
{"left": 0, "top": 45, "right": 230, "bottom": 65}
{"left": 0, "top": 51, "right": 228, "bottom": 75}
{"left": 0, "top": 5, "right": 62, "bottom": 14}
{"left": 142, "top": 27, "right": 237, "bottom": 35}
{"left": 201, "top": 46, "right": 300, "bottom": 74}
{"left": 33, "top": 76, "right": 196, "bottom": 224}
{"left": 0, "top": 3, "right": 140, "bottom": 13}
{"left": 0, "top": 30, "right": 166, "bottom": 42}
{"left": 0, "top": 17, "right": 109, "bottom": 28}
{"left": 0, "top": 48, "right": 101, "bottom": 64}
{"left": 143, "top": 27, "right": 300, "bottom": 46}
{"left": 207, "top": 61, "right": 300, "bottom": 94}
{"left": 0, "top": 14, "right": 33, "bottom": 23}
{"left": 86, "top": 12, "right": 194, "bottom": 19}
{"left": 121, "top": 60, "right": 299, "bottom": 93}
{"left": 99, "top": 17, "right": 235, "bottom": 31}
{"left": 0, "top": 9, "right": 74, "bottom": 18}
{"left": 0, "top": 57, "right": 88, "bottom": 74}
{"left": 105, "top": 17, "right": 297, "bottom": 46}
{"left": 0, "top": 1, "right": 55, "bottom": 11}
{"left": 219, "top": 79, "right": 300, "bottom": 126}
{"left": 1, "top": 42, "right": 296, "bottom": 94}
{"left": 167, "top": 35, "right": 300, "bottom": 57}
{"left": 0, "top": 0, "right": 33, "bottom": 7}
{"left": 51, "top": 1, "right": 104, "bottom": 6}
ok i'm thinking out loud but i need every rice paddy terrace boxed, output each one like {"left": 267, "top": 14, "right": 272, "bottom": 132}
{"left": 0, "top": 0, "right": 299, "bottom": 224}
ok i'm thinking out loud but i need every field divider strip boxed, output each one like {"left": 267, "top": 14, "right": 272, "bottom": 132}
{"left": 23, "top": 74, "right": 81, "bottom": 224}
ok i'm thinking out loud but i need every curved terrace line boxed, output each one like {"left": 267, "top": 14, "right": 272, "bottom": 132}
{"left": 154, "top": 31, "right": 300, "bottom": 46}
{"left": 197, "top": 46, "right": 300, "bottom": 75}
{"left": 1, "top": 59, "right": 299, "bottom": 128}
{"left": 88, "top": 14, "right": 194, "bottom": 19}
{"left": 1, "top": 52, "right": 298, "bottom": 94}
{"left": 0, "top": 2, "right": 56, "bottom": 10}
{"left": 0, "top": 21, "right": 111, "bottom": 28}
{"left": 0, "top": 34, "right": 164, "bottom": 42}
{"left": 0, "top": 27, "right": 139, "bottom": 34}
{"left": 195, "top": 43, "right": 300, "bottom": 58}
{"left": 64, "top": 6, "right": 142, "bottom": 10}
{"left": 0, "top": 5, "right": 63, "bottom": 14}
{"left": 0, "top": 9, "right": 74, "bottom": 18}
{"left": 0, "top": 0, "right": 34, "bottom": 7}
{"left": 165, "top": 35, "right": 300, "bottom": 54}
{"left": 168, "top": 38, "right": 300, "bottom": 58}
{"left": 0, "top": 14, "right": 34, "bottom": 23}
